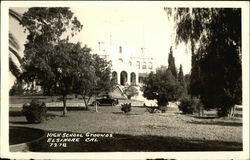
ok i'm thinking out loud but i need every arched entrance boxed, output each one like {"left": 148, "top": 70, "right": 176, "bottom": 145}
{"left": 112, "top": 71, "right": 118, "bottom": 84}
{"left": 130, "top": 72, "right": 136, "bottom": 85}
{"left": 120, "top": 71, "right": 127, "bottom": 85}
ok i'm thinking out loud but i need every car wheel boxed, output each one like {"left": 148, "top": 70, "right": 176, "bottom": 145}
{"left": 111, "top": 102, "right": 116, "bottom": 106}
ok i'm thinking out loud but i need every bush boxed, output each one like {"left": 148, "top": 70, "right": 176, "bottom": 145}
{"left": 178, "top": 96, "right": 203, "bottom": 114}
{"left": 217, "top": 107, "right": 228, "bottom": 117}
{"left": 9, "top": 81, "right": 25, "bottom": 96}
{"left": 159, "top": 106, "right": 167, "bottom": 113}
{"left": 22, "top": 99, "right": 47, "bottom": 123}
{"left": 178, "top": 97, "right": 194, "bottom": 114}
{"left": 121, "top": 103, "right": 132, "bottom": 113}
{"left": 157, "top": 98, "right": 168, "bottom": 107}
{"left": 123, "top": 86, "right": 139, "bottom": 99}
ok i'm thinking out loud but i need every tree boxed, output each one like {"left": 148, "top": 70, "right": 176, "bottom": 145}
{"left": 165, "top": 8, "right": 242, "bottom": 117}
{"left": 123, "top": 85, "right": 139, "bottom": 99}
{"left": 167, "top": 47, "right": 177, "bottom": 79}
{"left": 143, "top": 66, "right": 182, "bottom": 107}
{"left": 178, "top": 65, "right": 184, "bottom": 84}
{"left": 184, "top": 74, "right": 191, "bottom": 94}
{"left": 9, "top": 80, "right": 25, "bottom": 96}
{"left": 21, "top": 7, "right": 83, "bottom": 116}
{"left": 9, "top": 9, "right": 23, "bottom": 81}
{"left": 178, "top": 64, "right": 187, "bottom": 96}
{"left": 71, "top": 45, "right": 94, "bottom": 110}
{"left": 91, "top": 54, "right": 113, "bottom": 112}
{"left": 73, "top": 50, "right": 113, "bottom": 111}
{"left": 22, "top": 40, "right": 80, "bottom": 116}
{"left": 21, "top": 7, "right": 82, "bottom": 44}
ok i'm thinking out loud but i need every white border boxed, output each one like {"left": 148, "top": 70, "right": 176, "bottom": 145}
{"left": 1, "top": 1, "right": 249, "bottom": 159}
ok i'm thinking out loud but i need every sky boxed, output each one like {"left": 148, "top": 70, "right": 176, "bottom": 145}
{"left": 9, "top": 7, "right": 191, "bottom": 87}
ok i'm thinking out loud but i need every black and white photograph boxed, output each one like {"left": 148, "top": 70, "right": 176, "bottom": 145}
{"left": 1, "top": 1, "right": 249, "bottom": 159}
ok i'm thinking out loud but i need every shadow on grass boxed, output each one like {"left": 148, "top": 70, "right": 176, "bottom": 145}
{"left": 9, "top": 107, "right": 88, "bottom": 118}
{"left": 9, "top": 110, "right": 63, "bottom": 118}
{"left": 187, "top": 120, "right": 242, "bottom": 127}
{"left": 112, "top": 112, "right": 140, "bottom": 115}
{"left": 21, "top": 130, "right": 242, "bottom": 152}
{"left": 9, "top": 126, "right": 45, "bottom": 145}
{"left": 14, "top": 96, "right": 48, "bottom": 99}
{"left": 46, "top": 107, "right": 87, "bottom": 111}
{"left": 193, "top": 116, "right": 218, "bottom": 119}
{"left": 9, "top": 111, "right": 23, "bottom": 117}
{"left": 10, "top": 121, "right": 31, "bottom": 125}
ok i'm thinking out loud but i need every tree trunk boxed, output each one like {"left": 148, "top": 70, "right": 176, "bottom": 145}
{"left": 85, "top": 103, "right": 89, "bottom": 111}
{"left": 82, "top": 96, "right": 89, "bottom": 110}
{"left": 95, "top": 96, "right": 98, "bottom": 112}
{"left": 198, "top": 106, "right": 204, "bottom": 117}
{"left": 62, "top": 95, "right": 67, "bottom": 116}
{"left": 227, "top": 105, "right": 235, "bottom": 118}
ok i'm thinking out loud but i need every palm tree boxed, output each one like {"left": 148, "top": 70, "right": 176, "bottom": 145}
{"left": 9, "top": 9, "right": 22, "bottom": 81}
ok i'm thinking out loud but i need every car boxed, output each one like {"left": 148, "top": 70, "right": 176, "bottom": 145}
{"left": 91, "top": 95, "right": 119, "bottom": 106}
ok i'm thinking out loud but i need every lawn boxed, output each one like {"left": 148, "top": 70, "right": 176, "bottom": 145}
{"left": 9, "top": 101, "right": 242, "bottom": 152}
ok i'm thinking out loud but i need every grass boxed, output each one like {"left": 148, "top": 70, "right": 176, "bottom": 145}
{"left": 9, "top": 102, "right": 242, "bottom": 152}
{"left": 9, "top": 95, "right": 145, "bottom": 108}
{"left": 9, "top": 95, "right": 86, "bottom": 104}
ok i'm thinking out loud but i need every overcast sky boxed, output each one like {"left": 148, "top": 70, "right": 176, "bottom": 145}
{"left": 9, "top": 7, "right": 191, "bottom": 87}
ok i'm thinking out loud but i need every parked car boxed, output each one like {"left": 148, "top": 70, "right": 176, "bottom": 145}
{"left": 91, "top": 95, "right": 119, "bottom": 106}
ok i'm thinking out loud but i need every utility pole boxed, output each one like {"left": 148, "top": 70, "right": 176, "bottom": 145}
{"left": 141, "top": 47, "right": 145, "bottom": 54}
{"left": 98, "top": 41, "right": 104, "bottom": 51}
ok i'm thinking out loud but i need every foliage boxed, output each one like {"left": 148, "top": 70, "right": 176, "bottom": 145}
{"left": 184, "top": 74, "right": 191, "bottom": 94}
{"left": 91, "top": 54, "right": 113, "bottom": 97}
{"left": 178, "top": 96, "right": 194, "bottom": 114}
{"left": 178, "top": 65, "right": 184, "bottom": 85}
{"left": 166, "top": 8, "right": 242, "bottom": 117}
{"left": 121, "top": 103, "right": 132, "bottom": 114}
{"left": 9, "top": 80, "right": 25, "bottom": 96}
{"left": 22, "top": 7, "right": 82, "bottom": 44}
{"left": 73, "top": 48, "right": 112, "bottom": 110}
{"left": 9, "top": 9, "right": 23, "bottom": 81}
{"left": 167, "top": 47, "right": 177, "bottom": 79}
{"left": 21, "top": 7, "right": 83, "bottom": 116}
{"left": 123, "top": 85, "right": 139, "bottom": 99}
{"left": 178, "top": 64, "right": 187, "bottom": 96}
{"left": 178, "top": 96, "right": 203, "bottom": 114}
{"left": 22, "top": 99, "right": 47, "bottom": 123}
{"left": 158, "top": 106, "right": 167, "bottom": 113}
{"left": 143, "top": 66, "right": 183, "bottom": 106}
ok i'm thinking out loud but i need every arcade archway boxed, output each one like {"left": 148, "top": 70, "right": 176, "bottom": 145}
{"left": 112, "top": 71, "right": 118, "bottom": 83}
{"left": 130, "top": 72, "right": 136, "bottom": 85}
{"left": 120, "top": 71, "right": 128, "bottom": 85}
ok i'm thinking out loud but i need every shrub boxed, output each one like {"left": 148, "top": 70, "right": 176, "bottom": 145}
{"left": 143, "top": 67, "right": 183, "bottom": 107}
{"left": 121, "top": 103, "right": 132, "bottom": 113}
{"left": 178, "top": 97, "right": 194, "bottom": 114}
{"left": 192, "top": 97, "right": 204, "bottom": 114}
{"left": 159, "top": 106, "right": 167, "bottom": 113}
{"left": 217, "top": 107, "right": 228, "bottom": 117}
{"left": 123, "top": 86, "right": 139, "bottom": 99}
{"left": 22, "top": 99, "right": 47, "bottom": 123}
{"left": 179, "top": 96, "right": 204, "bottom": 114}
{"left": 9, "top": 81, "right": 25, "bottom": 96}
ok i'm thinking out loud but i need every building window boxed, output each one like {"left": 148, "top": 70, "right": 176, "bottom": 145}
{"left": 148, "top": 62, "right": 153, "bottom": 69}
{"left": 118, "top": 58, "right": 123, "bottom": 63}
{"left": 119, "top": 46, "right": 122, "bottom": 53}
{"left": 142, "top": 62, "right": 146, "bottom": 69}
{"left": 112, "top": 71, "right": 118, "bottom": 83}
{"left": 136, "top": 61, "right": 140, "bottom": 69}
